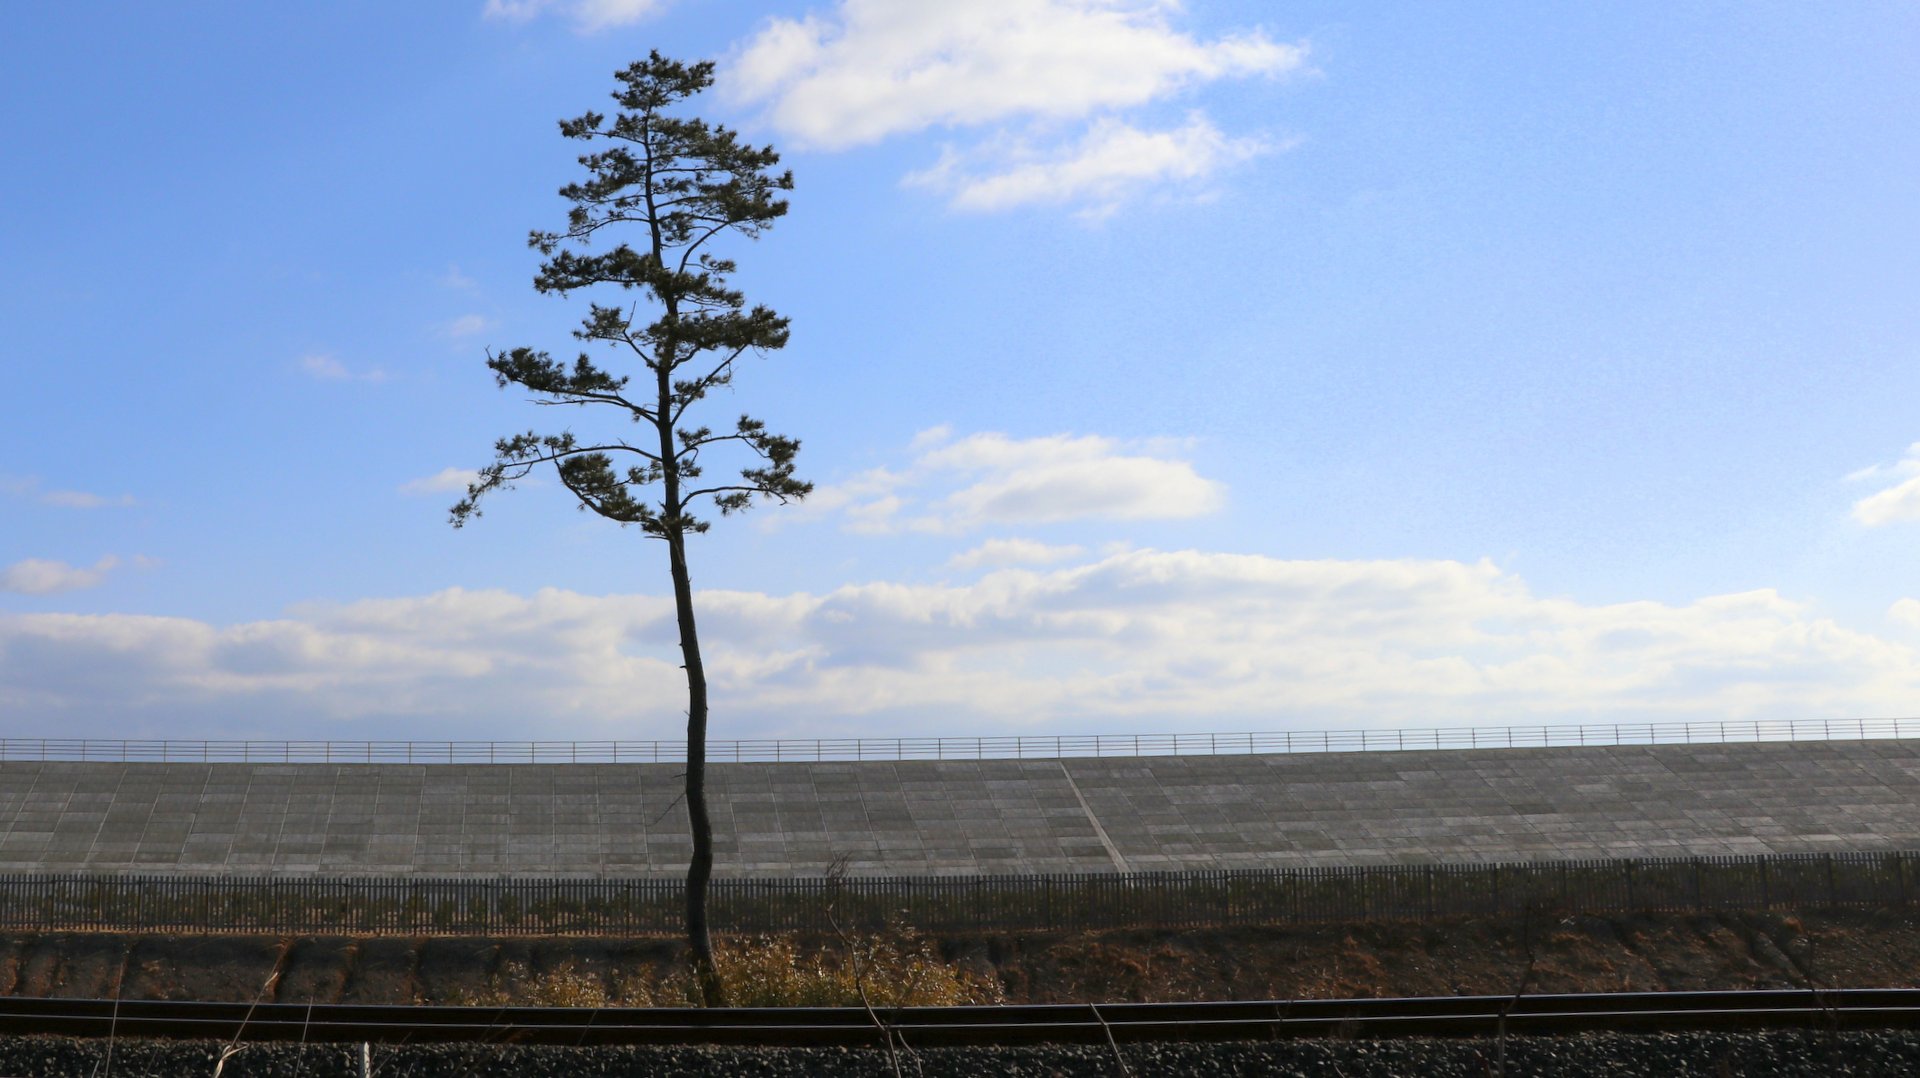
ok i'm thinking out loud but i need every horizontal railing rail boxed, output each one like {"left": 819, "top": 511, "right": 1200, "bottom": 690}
{"left": 0, "top": 850, "right": 1911, "bottom": 936}
{"left": 0, "top": 716, "right": 1915, "bottom": 765}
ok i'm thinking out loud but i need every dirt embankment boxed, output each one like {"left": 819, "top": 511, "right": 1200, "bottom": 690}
{"left": 2, "top": 909, "right": 1917, "bottom": 1005}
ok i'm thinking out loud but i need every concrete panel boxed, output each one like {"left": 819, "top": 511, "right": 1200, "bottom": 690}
{"left": 0, "top": 740, "right": 1914, "bottom": 876}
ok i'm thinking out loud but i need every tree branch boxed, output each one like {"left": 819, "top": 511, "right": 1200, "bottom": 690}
{"left": 684, "top": 483, "right": 799, "bottom": 505}
{"left": 671, "top": 346, "right": 752, "bottom": 425}
{"left": 529, "top": 390, "right": 656, "bottom": 422}
{"left": 676, "top": 220, "right": 737, "bottom": 276}
{"left": 675, "top": 431, "right": 758, "bottom": 458}
{"left": 522, "top": 441, "right": 665, "bottom": 467}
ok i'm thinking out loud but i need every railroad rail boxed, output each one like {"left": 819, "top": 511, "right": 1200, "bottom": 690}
{"left": 3, "top": 990, "right": 1917, "bottom": 1047}
{"left": 1, "top": 716, "right": 1915, "bottom": 763}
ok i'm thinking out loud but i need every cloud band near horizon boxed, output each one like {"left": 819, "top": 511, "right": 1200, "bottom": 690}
{"left": 3, "top": 549, "right": 1914, "bottom": 743}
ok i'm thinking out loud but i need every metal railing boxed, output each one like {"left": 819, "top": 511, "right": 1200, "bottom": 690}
{"left": 0, "top": 850, "right": 1910, "bottom": 935}
{"left": 0, "top": 716, "right": 1914, "bottom": 765}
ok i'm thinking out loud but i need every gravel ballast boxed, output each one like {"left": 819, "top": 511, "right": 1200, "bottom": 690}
{"left": 4, "top": 1031, "right": 1920, "bottom": 1077}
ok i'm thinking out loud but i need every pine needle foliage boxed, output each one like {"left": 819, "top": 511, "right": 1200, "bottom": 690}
{"left": 450, "top": 51, "right": 808, "bottom": 536}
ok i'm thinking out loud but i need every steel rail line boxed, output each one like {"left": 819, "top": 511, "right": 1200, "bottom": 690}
{"left": 1, "top": 990, "right": 1916, "bottom": 1047}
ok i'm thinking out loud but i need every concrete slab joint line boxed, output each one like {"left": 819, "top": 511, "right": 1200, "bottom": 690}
{"left": 1059, "top": 762, "right": 1130, "bottom": 873}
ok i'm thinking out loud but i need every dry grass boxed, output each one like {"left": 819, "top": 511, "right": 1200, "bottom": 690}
{"left": 447, "top": 930, "right": 1002, "bottom": 1008}
{"left": 448, "top": 960, "right": 625, "bottom": 1007}
{"left": 706, "top": 931, "right": 1002, "bottom": 1008}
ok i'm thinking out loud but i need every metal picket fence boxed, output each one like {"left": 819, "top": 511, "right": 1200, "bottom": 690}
{"left": 0, "top": 850, "right": 1910, "bottom": 936}
{"left": 0, "top": 716, "right": 1915, "bottom": 765}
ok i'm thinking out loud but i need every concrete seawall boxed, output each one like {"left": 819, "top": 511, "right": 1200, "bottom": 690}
{"left": 1, "top": 739, "right": 1915, "bottom": 877}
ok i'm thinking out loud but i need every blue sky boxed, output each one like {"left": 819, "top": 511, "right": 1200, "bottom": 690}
{"left": 3, "top": 1, "right": 1919, "bottom": 743}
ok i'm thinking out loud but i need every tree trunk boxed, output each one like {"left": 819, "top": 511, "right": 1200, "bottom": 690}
{"left": 668, "top": 530, "right": 722, "bottom": 1006}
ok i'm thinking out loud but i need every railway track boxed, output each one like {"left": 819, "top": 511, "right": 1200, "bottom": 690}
{"left": 0, "top": 990, "right": 1916, "bottom": 1047}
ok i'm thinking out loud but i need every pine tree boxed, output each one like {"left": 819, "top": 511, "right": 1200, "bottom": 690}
{"left": 452, "top": 53, "right": 808, "bottom": 1004}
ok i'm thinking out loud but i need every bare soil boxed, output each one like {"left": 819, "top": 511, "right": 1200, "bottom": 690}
{"left": 1, "top": 908, "right": 1916, "bottom": 1005}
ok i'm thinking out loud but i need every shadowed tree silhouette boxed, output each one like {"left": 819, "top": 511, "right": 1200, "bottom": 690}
{"left": 451, "top": 52, "right": 809, "bottom": 1004}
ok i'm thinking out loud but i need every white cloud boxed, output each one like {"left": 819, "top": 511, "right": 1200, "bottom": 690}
{"left": 1850, "top": 443, "right": 1920, "bottom": 526}
{"left": 443, "top": 314, "right": 496, "bottom": 339}
{"left": 801, "top": 428, "right": 1224, "bottom": 534}
{"left": 399, "top": 468, "right": 481, "bottom": 496}
{"left": 1890, "top": 598, "right": 1920, "bottom": 629}
{"left": 299, "top": 354, "right": 350, "bottom": 379}
{"left": 728, "top": 1, "right": 1303, "bottom": 149}
{"left": 1857, "top": 477, "right": 1920, "bottom": 527}
{"left": 440, "top": 264, "right": 477, "bottom": 290}
{"left": 908, "top": 113, "right": 1270, "bottom": 217}
{"left": 0, "top": 588, "right": 685, "bottom": 738}
{"left": 0, "top": 476, "right": 134, "bottom": 509}
{"left": 1, "top": 557, "right": 120, "bottom": 596}
{"left": 482, "top": 0, "right": 664, "bottom": 31}
{"left": 947, "top": 538, "right": 1087, "bottom": 570}
{"left": 483, "top": 0, "right": 544, "bottom": 19}
{"left": 725, "top": 0, "right": 1306, "bottom": 214}
{"left": 4, "top": 554, "right": 1916, "bottom": 740}
{"left": 928, "top": 431, "right": 1224, "bottom": 525}
{"left": 40, "top": 491, "right": 116, "bottom": 509}
{"left": 298, "top": 353, "right": 390, "bottom": 384}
